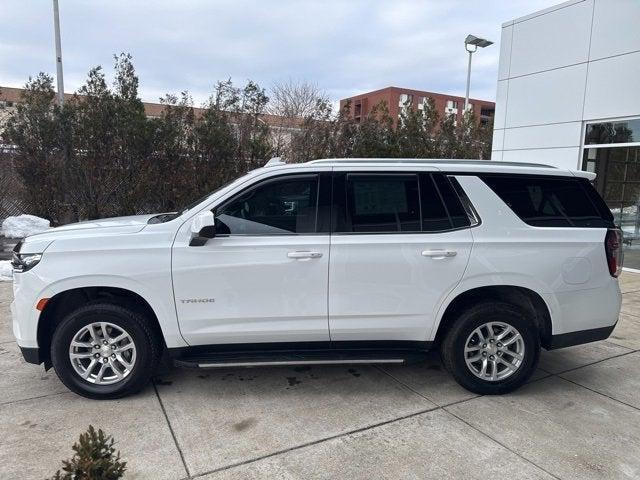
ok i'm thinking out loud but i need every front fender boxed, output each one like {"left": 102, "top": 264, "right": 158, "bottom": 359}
{"left": 41, "top": 275, "right": 187, "bottom": 348}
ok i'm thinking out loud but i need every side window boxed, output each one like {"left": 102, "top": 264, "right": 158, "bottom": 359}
{"left": 419, "top": 174, "right": 451, "bottom": 231}
{"left": 332, "top": 172, "right": 475, "bottom": 234}
{"left": 345, "top": 174, "right": 420, "bottom": 232}
{"left": 215, "top": 175, "right": 319, "bottom": 235}
{"left": 432, "top": 174, "right": 472, "bottom": 228}
{"left": 481, "top": 175, "right": 614, "bottom": 228}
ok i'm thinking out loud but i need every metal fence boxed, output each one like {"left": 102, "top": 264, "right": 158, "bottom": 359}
{"left": 0, "top": 149, "right": 26, "bottom": 221}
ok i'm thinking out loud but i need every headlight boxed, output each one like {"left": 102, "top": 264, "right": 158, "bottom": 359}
{"left": 11, "top": 253, "right": 43, "bottom": 272}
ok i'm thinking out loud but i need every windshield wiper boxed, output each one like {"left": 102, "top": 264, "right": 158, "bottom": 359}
{"left": 147, "top": 212, "right": 179, "bottom": 224}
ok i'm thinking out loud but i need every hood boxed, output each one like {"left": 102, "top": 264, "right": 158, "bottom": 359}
{"left": 41, "top": 214, "right": 158, "bottom": 234}
{"left": 19, "top": 214, "right": 158, "bottom": 253}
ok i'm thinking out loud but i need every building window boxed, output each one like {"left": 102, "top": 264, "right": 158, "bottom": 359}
{"left": 480, "top": 107, "right": 494, "bottom": 117}
{"left": 583, "top": 117, "right": 640, "bottom": 269}
{"left": 354, "top": 102, "right": 362, "bottom": 117}
{"left": 446, "top": 100, "right": 459, "bottom": 110}
{"left": 417, "top": 97, "right": 433, "bottom": 111}
{"left": 585, "top": 119, "right": 640, "bottom": 145}
{"left": 399, "top": 94, "right": 413, "bottom": 106}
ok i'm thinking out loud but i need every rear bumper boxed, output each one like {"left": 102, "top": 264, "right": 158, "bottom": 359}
{"left": 547, "top": 323, "right": 617, "bottom": 350}
{"left": 542, "top": 279, "right": 621, "bottom": 338}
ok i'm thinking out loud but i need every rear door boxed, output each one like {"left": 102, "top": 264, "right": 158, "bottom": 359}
{"left": 328, "top": 170, "right": 473, "bottom": 342}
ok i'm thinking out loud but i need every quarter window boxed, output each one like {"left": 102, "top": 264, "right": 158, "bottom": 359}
{"left": 215, "top": 175, "right": 319, "bottom": 235}
{"left": 482, "top": 175, "right": 614, "bottom": 228}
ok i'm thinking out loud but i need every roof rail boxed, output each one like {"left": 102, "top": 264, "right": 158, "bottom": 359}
{"left": 264, "top": 157, "right": 286, "bottom": 167}
{"left": 306, "top": 158, "right": 556, "bottom": 168}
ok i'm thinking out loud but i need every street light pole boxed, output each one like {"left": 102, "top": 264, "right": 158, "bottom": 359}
{"left": 463, "top": 34, "right": 493, "bottom": 114}
{"left": 464, "top": 46, "right": 475, "bottom": 112}
{"left": 52, "top": 0, "right": 64, "bottom": 106}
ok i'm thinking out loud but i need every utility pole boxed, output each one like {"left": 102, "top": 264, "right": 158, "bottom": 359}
{"left": 52, "top": 0, "right": 64, "bottom": 106}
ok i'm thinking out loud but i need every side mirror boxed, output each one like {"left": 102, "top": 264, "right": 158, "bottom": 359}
{"left": 189, "top": 211, "right": 216, "bottom": 246}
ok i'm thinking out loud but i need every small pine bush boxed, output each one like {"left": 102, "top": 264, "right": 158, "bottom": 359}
{"left": 47, "top": 425, "right": 127, "bottom": 480}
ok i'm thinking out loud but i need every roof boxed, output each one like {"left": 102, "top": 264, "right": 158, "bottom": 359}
{"left": 261, "top": 158, "right": 595, "bottom": 180}
{"left": 340, "top": 86, "right": 495, "bottom": 106}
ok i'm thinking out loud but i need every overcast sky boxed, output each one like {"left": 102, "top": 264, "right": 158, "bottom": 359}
{"left": 1, "top": 1, "right": 561, "bottom": 107}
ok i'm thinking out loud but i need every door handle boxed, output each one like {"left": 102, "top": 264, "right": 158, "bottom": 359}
{"left": 287, "top": 251, "right": 323, "bottom": 259}
{"left": 421, "top": 249, "right": 457, "bottom": 258}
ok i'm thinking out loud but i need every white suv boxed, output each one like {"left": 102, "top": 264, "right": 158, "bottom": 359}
{"left": 11, "top": 159, "right": 623, "bottom": 399}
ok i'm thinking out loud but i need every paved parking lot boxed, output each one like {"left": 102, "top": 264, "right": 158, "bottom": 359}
{"left": 1, "top": 274, "right": 639, "bottom": 479}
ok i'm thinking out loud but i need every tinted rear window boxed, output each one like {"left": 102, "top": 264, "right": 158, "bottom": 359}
{"left": 346, "top": 174, "right": 421, "bottom": 232}
{"left": 332, "top": 172, "right": 474, "bottom": 233}
{"left": 481, "top": 175, "right": 614, "bottom": 228}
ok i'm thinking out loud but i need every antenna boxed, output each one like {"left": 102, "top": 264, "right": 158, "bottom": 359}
{"left": 264, "top": 157, "right": 286, "bottom": 167}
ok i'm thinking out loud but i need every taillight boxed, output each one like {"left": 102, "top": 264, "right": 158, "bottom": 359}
{"left": 605, "top": 228, "right": 624, "bottom": 277}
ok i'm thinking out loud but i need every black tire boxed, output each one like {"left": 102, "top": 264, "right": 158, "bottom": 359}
{"left": 441, "top": 302, "right": 540, "bottom": 395}
{"left": 51, "top": 302, "right": 161, "bottom": 400}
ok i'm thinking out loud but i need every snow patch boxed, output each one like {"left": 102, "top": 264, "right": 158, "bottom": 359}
{"left": 0, "top": 261, "right": 12, "bottom": 282}
{"left": 1, "top": 215, "right": 50, "bottom": 238}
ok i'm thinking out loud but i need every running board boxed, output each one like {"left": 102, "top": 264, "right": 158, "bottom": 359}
{"left": 173, "top": 350, "right": 424, "bottom": 369}
{"left": 177, "top": 358, "right": 406, "bottom": 368}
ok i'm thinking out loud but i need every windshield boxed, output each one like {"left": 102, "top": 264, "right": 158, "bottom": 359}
{"left": 147, "top": 170, "right": 258, "bottom": 224}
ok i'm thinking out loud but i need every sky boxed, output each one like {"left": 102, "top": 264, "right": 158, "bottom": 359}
{"left": 1, "top": 1, "right": 562, "bottom": 108}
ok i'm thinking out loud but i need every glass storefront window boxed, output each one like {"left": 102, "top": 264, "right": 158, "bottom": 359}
{"left": 585, "top": 118, "right": 640, "bottom": 145}
{"left": 583, "top": 144, "right": 640, "bottom": 270}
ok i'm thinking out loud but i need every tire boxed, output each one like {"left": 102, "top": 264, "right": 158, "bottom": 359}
{"left": 50, "top": 302, "right": 161, "bottom": 400}
{"left": 441, "top": 302, "right": 540, "bottom": 395}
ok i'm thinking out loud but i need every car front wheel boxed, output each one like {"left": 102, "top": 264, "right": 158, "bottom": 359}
{"left": 51, "top": 302, "right": 161, "bottom": 399}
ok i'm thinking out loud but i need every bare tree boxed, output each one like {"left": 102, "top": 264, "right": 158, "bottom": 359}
{"left": 267, "top": 80, "right": 330, "bottom": 156}
{"left": 268, "top": 79, "right": 329, "bottom": 118}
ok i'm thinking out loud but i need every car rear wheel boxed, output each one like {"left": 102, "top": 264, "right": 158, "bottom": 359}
{"left": 51, "top": 302, "right": 161, "bottom": 399}
{"left": 441, "top": 302, "right": 540, "bottom": 395}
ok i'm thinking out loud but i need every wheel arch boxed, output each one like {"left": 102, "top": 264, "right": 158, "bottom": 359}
{"left": 433, "top": 285, "right": 553, "bottom": 349}
{"left": 37, "top": 286, "right": 166, "bottom": 368}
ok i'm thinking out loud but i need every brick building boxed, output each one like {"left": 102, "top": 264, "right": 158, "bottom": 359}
{"left": 339, "top": 86, "right": 495, "bottom": 126}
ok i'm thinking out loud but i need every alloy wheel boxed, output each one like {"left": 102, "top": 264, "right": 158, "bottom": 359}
{"left": 68, "top": 322, "right": 137, "bottom": 385}
{"left": 464, "top": 321, "right": 525, "bottom": 381}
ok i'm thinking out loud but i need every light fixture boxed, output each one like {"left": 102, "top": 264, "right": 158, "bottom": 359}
{"left": 465, "top": 34, "right": 494, "bottom": 49}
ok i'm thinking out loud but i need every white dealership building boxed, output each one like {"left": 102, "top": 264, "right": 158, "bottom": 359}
{"left": 492, "top": 0, "right": 640, "bottom": 269}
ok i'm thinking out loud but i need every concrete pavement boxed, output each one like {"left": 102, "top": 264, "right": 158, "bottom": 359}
{"left": 0, "top": 274, "right": 639, "bottom": 479}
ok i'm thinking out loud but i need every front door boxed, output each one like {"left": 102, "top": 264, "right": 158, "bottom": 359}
{"left": 172, "top": 172, "right": 331, "bottom": 346}
{"left": 328, "top": 171, "right": 473, "bottom": 342}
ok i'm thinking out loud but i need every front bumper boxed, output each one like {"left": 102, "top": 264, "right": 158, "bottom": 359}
{"left": 19, "top": 346, "right": 43, "bottom": 365}
{"left": 11, "top": 269, "right": 54, "bottom": 351}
